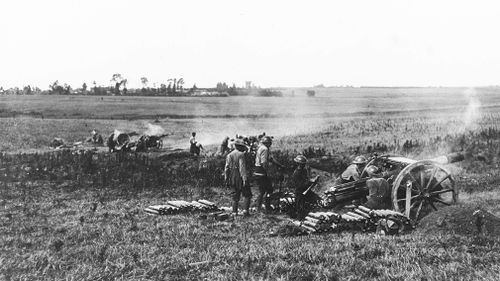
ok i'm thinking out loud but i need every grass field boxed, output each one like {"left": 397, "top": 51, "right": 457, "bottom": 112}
{"left": 1, "top": 87, "right": 500, "bottom": 151}
{"left": 2, "top": 87, "right": 500, "bottom": 280}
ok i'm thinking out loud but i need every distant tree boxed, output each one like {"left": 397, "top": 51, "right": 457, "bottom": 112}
{"left": 168, "top": 78, "right": 177, "bottom": 94}
{"left": 22, "top": 85, "right": 32, "bottom": 95}
{"left": 177, "top": 78, "right": 184, "bottom": 92}
{"left": 140, "top": 77, "right": 149, "bottom": 89}
{"left": 216, "top": 82, "right": 229, "bottom": 93}
{"left": 82, "top": 82, "right": 87, "bottom": 92}
{"left": 49, "top": 80, "right": 66, "bottom": 95}
{"left": 111, "top": 74, "right": 126, "bottom": 95}
{"left": 122, "top": 79, "right": 128, "bottom": 95}
{"left": 63, "top": 83, "right": 72, "bottom": 94}
{"left": 167, "top": 82, "right": 172, "bottom": 94}
{"left": 160, "top": 83, "right": 167, "bottom": 94}
{"left": 192, "top": 84, "right": 197, "bottom": 90}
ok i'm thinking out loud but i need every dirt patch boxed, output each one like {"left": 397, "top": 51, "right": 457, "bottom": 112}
{"left": 417, "top": 205, "right": 500, "bottom": 236}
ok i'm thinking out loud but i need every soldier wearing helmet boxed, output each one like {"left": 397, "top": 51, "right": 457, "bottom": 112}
{"left": 224, "top": 139, "right": 251, "bottom": 216}
{"left": 363, "top": 165, "right": 392, "bottom": 209}
{"left": 254, "top": 135, "right": 284, "bottom": 213}
{"left": 339, "top": 155, "right": 368, "bottom": 183}
{"left": 290, "top": 155, "right": 316, "bottom": 219}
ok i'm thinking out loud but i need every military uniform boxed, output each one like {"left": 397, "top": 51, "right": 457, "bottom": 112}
{"left": 254, "top": 144, "right": 273, "bottom": 211}
{"left": 290, "top": 165, "right": 311, "bottom": 219}
{"left": 341, "top": 164, "right": 362, "bottom": 183}
{"left": 189, "top": 136, "right": 197, "bottom": 155}
{"left": 224, "top": 148, "right": 251, "bottom": 214}
{"left": 364, "top": 178, "right": 391, "bottom": 209}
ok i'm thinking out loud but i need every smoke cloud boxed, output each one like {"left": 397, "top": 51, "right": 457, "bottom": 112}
{"left": 462, "top": 88, "right": 481, "bottom": 129}
{"left": 144, "top": 123, "right": 166, "bottom": 136}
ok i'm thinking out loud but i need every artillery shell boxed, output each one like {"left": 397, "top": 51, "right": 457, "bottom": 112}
{"left": 190, "top": 201, "right": 208, "bottom": 209}
{"left": 149, "top": 205, "right": 170, "bottom": 210}
{"left": 347, "top": 212, "right": 366, "bottom": 220}
{"left": 198, "top": 200, "right": 216, "bottom": 207}
{"left": 358, "top": 206, "right": 372, "bottom": 213}
{"left": 304, "top": 216, "right": 321, "bottom": 224}
{"left": 307, "top": 213, "right": 325, "bottom": 220}
{"left": 341, "top": 214, "right": 360, "bottom": 221}
{"left": 301, "top": 225, "right": 317, "bottom": 233}
{"left": 353, "top": 209, "right": 371, "bottom": 219}
{"left": 166, "top": 201, "right": 185, "bottom": 209}
{"left": 144, "top": 208, "right": 160, "bottom": 215}
{"left": 302, "top": 220, "right": 319, "bottom": 229}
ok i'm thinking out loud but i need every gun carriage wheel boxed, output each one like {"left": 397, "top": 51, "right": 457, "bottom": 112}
{"left": 391, "top": 160, "right": 458, "bottom": 222}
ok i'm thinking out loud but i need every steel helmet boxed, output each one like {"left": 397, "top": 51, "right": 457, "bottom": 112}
{"left": 365, "top": 165, "right": 380, "bottom": 177}
{"left": 234, "top": 138, "right": 247, "bottom": 148}
{"left": 294, "top": 155, "right": 307, "bottom": 164}
{"left": 352, "top": 155, "right": 368, "bottom": 165}
{"left": 261, "top": 136, "right": 273, "bottom": 144}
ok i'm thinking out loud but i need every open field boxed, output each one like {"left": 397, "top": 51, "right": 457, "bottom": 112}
{"left": 2, "top": 87, "right": 500, "bottom": 280}
{"left": 1, "top": 87, "right": 500, "bottom": 151}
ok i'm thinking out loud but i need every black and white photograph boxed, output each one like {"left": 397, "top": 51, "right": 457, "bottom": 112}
{"left": 1, "top": 0, "right": 500, "bottom": 280}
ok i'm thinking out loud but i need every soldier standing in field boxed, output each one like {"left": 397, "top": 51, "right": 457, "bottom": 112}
{"left": 289, "top": 155, "right": 321, "bottom": 219}
{"left": 189, "top": 132, "right": 197, "bottom": 155}
{"left": 254, "top": 136, "right": 284, "bottom": 213}
{"left": 220, "top": 136, "right": 230, "bottom": 155}
{"left": 224, "top": 139, "right": 251, "bottom": 217}
{"left": 290, "top": 155, "right": 312, "bottom": 219}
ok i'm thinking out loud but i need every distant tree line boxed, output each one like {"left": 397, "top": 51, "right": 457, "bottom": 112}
{"left": 0, "top": 74, "right": 282, "bottom": 97}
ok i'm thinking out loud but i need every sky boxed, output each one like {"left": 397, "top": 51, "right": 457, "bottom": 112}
{"left": 1, "top": 0, "right": 499, "bottom": 89}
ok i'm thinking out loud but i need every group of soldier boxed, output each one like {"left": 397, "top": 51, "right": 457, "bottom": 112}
{"left": 223, "top": 135, "right": 319, "bottom": 218}
{"left": 223, "top": 135, "right": 392, "bottom": 219}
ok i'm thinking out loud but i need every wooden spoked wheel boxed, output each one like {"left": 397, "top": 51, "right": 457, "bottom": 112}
{"left": 392, "top": 160, "right": 458, "bottom": 222}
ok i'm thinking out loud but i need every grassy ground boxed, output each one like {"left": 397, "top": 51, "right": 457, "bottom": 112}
{"left": 2, "top": 91, "right": 500, "bottom": 280}
{"left": 2, "top": 182, "right": 500, "bottom": 280}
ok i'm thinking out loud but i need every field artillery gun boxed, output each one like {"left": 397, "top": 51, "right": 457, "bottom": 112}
{"left": 325, "top": 152, "right": 467, "bottom": 222}
{"left": 135, "top": 134, "right": 168, "bottom": 152}
{"left": 107, "top": 130, "right": 168, "bottom": 152}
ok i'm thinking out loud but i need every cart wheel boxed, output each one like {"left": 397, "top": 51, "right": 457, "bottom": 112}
{"left": 392, "top": 160, "right": 457, "bottom": 222}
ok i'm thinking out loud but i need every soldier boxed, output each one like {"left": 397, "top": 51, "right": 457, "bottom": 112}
{"left": 290, "top": 155, "right": 317, "bottom": 219}
{"left": 91, "top": 130, "right": 103, "bottom": 144}
{"left": 339, "top": 155, "right": 368, "bottom": 183}
{"left": 254, "top": 136, "right": 284, "bottom": 213}
{"left": 220, "top": 136, "right": 230, "bottom": 155}
{"left": 363, "top": 165, "right": 392, "bottom": 209}
{"left": 224, "top": 139, "right": 251, "bottom": 217}
{"left": 189, "top": 132, "right": 197, "bottom": 155}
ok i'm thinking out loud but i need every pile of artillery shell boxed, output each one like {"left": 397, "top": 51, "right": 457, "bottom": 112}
{"left": 291, "top": 212, "right": 341, "bottom": 233}
{"left": 144, "top": 199, "right": 218, "bottom": 215}
{"left": 292, "top": 206, "right": 407, "bottom": 234}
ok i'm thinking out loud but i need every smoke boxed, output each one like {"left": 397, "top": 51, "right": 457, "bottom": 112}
{"left": 144, "top": 123, "right": 166, "bottom": 136}
{"left": 462, "top": 88, "right": 481, "bottom": 129}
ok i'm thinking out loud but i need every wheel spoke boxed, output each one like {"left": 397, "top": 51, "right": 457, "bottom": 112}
{"left": 401, "top": 183, "right": 419, "bottom": 193}
{"left": 425, "top": 167, "right": 438, "bottom": 191}
{"left": 429, "top": 201, "right": 438, "bottom": 211}
{"left": 430, "top": 188, "right": 454, "bottom": 196}
{"left": 415, "top": 201, "right": 424, "bottom": 221}
{"left": 408, "top": 173, "right": 423, "bottom": 191}
{"left": 432, "top": 197, "right": 451, "bottom": 206}
{"left": 410, "top": 198, "right": 421, "bottom": 210}
{"left": 397, "top": 195, "right": 420, "bottom": 202}
{"left": 430, "top": 174, "right": 451, "bottom": 191}
{"left": 420, "top": 170, "right": 426, "bottom": 191}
